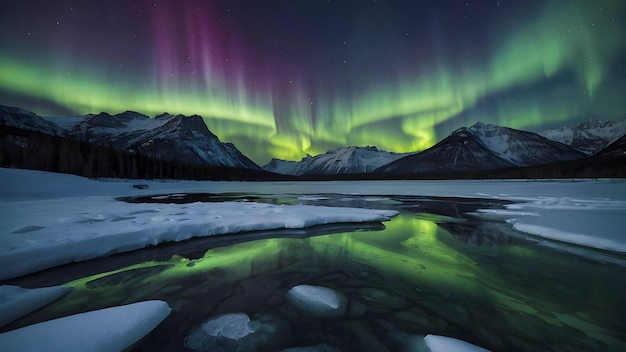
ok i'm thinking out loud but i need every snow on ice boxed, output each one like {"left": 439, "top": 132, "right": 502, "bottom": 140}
{"left": 0, "top": 168, "right": 397, "bottom": 280}
{"left": 1, "top": 168, "right": 625, "bottom": 281}
{"left": 0, "top": 300, "right": 171, "bottom": 351}
{"left": 471, "top": 195, "right": 626, "bottom": 253}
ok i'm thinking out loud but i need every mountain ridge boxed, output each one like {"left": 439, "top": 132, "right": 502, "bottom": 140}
{"left": 263, "top": 146, "right": 412, "bottom": 176}
{"left": 1, "top": 105, "right": 260, "bottom": 170}
{"left": 377, "top": 122, "right": 585, "bottom": 175}
{"left": 2, "top": 104, "right": 624, "bottom": 179}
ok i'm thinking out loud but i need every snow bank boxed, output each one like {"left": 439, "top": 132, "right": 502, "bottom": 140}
{"left": 0, "top": 169, "right": 397, "bottom": 280}
{"left": 0, "top": 285, "right": 72, "bottom": 328}
{"left": 0, "top": 300, "right": 170, "bottom": 351}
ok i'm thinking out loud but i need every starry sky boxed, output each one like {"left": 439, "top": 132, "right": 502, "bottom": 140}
{"left": 1, "top": 0, "right": 625, "bottom": 164}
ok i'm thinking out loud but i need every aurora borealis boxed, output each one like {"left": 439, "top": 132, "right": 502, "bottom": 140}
{"left": 1, "top": 1, "right": 625, "bottom": 164}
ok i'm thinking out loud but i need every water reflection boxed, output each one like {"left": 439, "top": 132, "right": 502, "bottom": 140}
{"left": 3, "top": 194, "right": 626, "bottom": 351}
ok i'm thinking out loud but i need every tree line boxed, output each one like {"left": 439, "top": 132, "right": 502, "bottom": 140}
{"left": 2, "top": 125, "right": 623, "bottom": 181}
{"left": 0, "top": 126, "right": 287, "bottom": 181}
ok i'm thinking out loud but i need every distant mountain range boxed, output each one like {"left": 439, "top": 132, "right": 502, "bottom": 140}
{"left": 263, "top": 146, "right": 412, "bottom": 176}
{"left": 265, "top": 121, "right": 625, "bottom": 177}
{"left": 1, "top": 104, "right": 625, "bottom": 179}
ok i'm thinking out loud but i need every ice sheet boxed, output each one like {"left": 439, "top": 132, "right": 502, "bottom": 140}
{"left": 0, "top": 300, "right": 170, "bottom": 351}
{"left": 488, "top": 197, "right": 626, "bottom": 253}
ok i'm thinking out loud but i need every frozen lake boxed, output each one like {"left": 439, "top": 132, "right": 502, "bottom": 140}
{"left": 2, "top": 172, "right": 626, "bottom": 351}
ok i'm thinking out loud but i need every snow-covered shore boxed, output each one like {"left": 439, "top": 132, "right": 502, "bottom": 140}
{"left": 0, "top": 168, "right": 397, "bottom": 281}
{"left": 2, "top": 168, "right": 625, "bottom": 281}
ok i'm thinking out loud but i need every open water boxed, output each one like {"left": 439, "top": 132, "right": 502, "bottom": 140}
{"left": 4, "top": 192, "right": 626, "bottom": 351}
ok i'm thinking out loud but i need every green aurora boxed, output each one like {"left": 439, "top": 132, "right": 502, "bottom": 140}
{"left": 0, "top": 0, "right": 624, "bottom": 164}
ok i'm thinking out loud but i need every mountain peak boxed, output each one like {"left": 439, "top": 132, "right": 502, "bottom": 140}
{"left": 578, "top": 119, "right": 616, "bottom": 129}
{"left": 468, "top": 121, "right": 503, "bottom": 132}
{"left": 0, "top": 104, "right": 40, "bottom": 117}
{"left": 0, "top": 104, "right": 59, "bottom": 133}
{"left": 470, "top": 121, "right": 488, "bottom": 128}
{"left": 87, "top": 112, "right": 112, "bottom": 118}
{"left": 540, "top": 119, "right": 626, "bottom": 155}
{"left": 115, "top": 111, "right": 150, "bottom": 120}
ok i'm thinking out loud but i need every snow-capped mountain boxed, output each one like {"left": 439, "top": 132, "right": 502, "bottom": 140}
{"left": 377, "top": 122, "right": 585, "bottom": 174}
{"left": 59, "top": 111, "right": 260, "bottom": 169}
{"left": 3, "top": 103, "right": 618, "bottom": 179}
{"left": 539, "top": 120, "right": 626, "bottom": 155}
{"left": 263, "top": 146, "right": 412, "bottom": 175}
{"left": 0, "top": 105, "right": 59, "bottom": 134}
{"left": 377, "top": 125, "right": 515, "bottom": 174}
{"left": 467, "top": 122, "right": 585, "bottom": 166}
{"left": 0, "top": 105, "right": 261, "bottom": 170}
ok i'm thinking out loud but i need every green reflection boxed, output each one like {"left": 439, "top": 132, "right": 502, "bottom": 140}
{"left": 308, "top": 216, "right": 483, "bottom": 295}
{"left": 7, "top": 213, "right": 615, "bottom": 351}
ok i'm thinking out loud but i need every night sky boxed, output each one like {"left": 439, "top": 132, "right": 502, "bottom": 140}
{"left": 1, "top": 1, "right": 625, "bottom": 164}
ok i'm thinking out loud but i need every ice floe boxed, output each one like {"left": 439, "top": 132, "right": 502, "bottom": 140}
{"left": 424, "top": 334, "right": 491, "bottom": 352}
{"left": 285, "top": 284, "right": 348, "bottom": 319}
{"left": 0, "top": 300, "right": 170, "bottom": 351}
{"left": 184, "top": 312, "right": 290, "bottom": 352}
{"left": 0, "top": 285, "right": 72, "bottom": 328}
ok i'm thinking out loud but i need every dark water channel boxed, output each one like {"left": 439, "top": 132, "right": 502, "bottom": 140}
{"left": 4, "top": 193, "right": 626, "bottom": 351}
